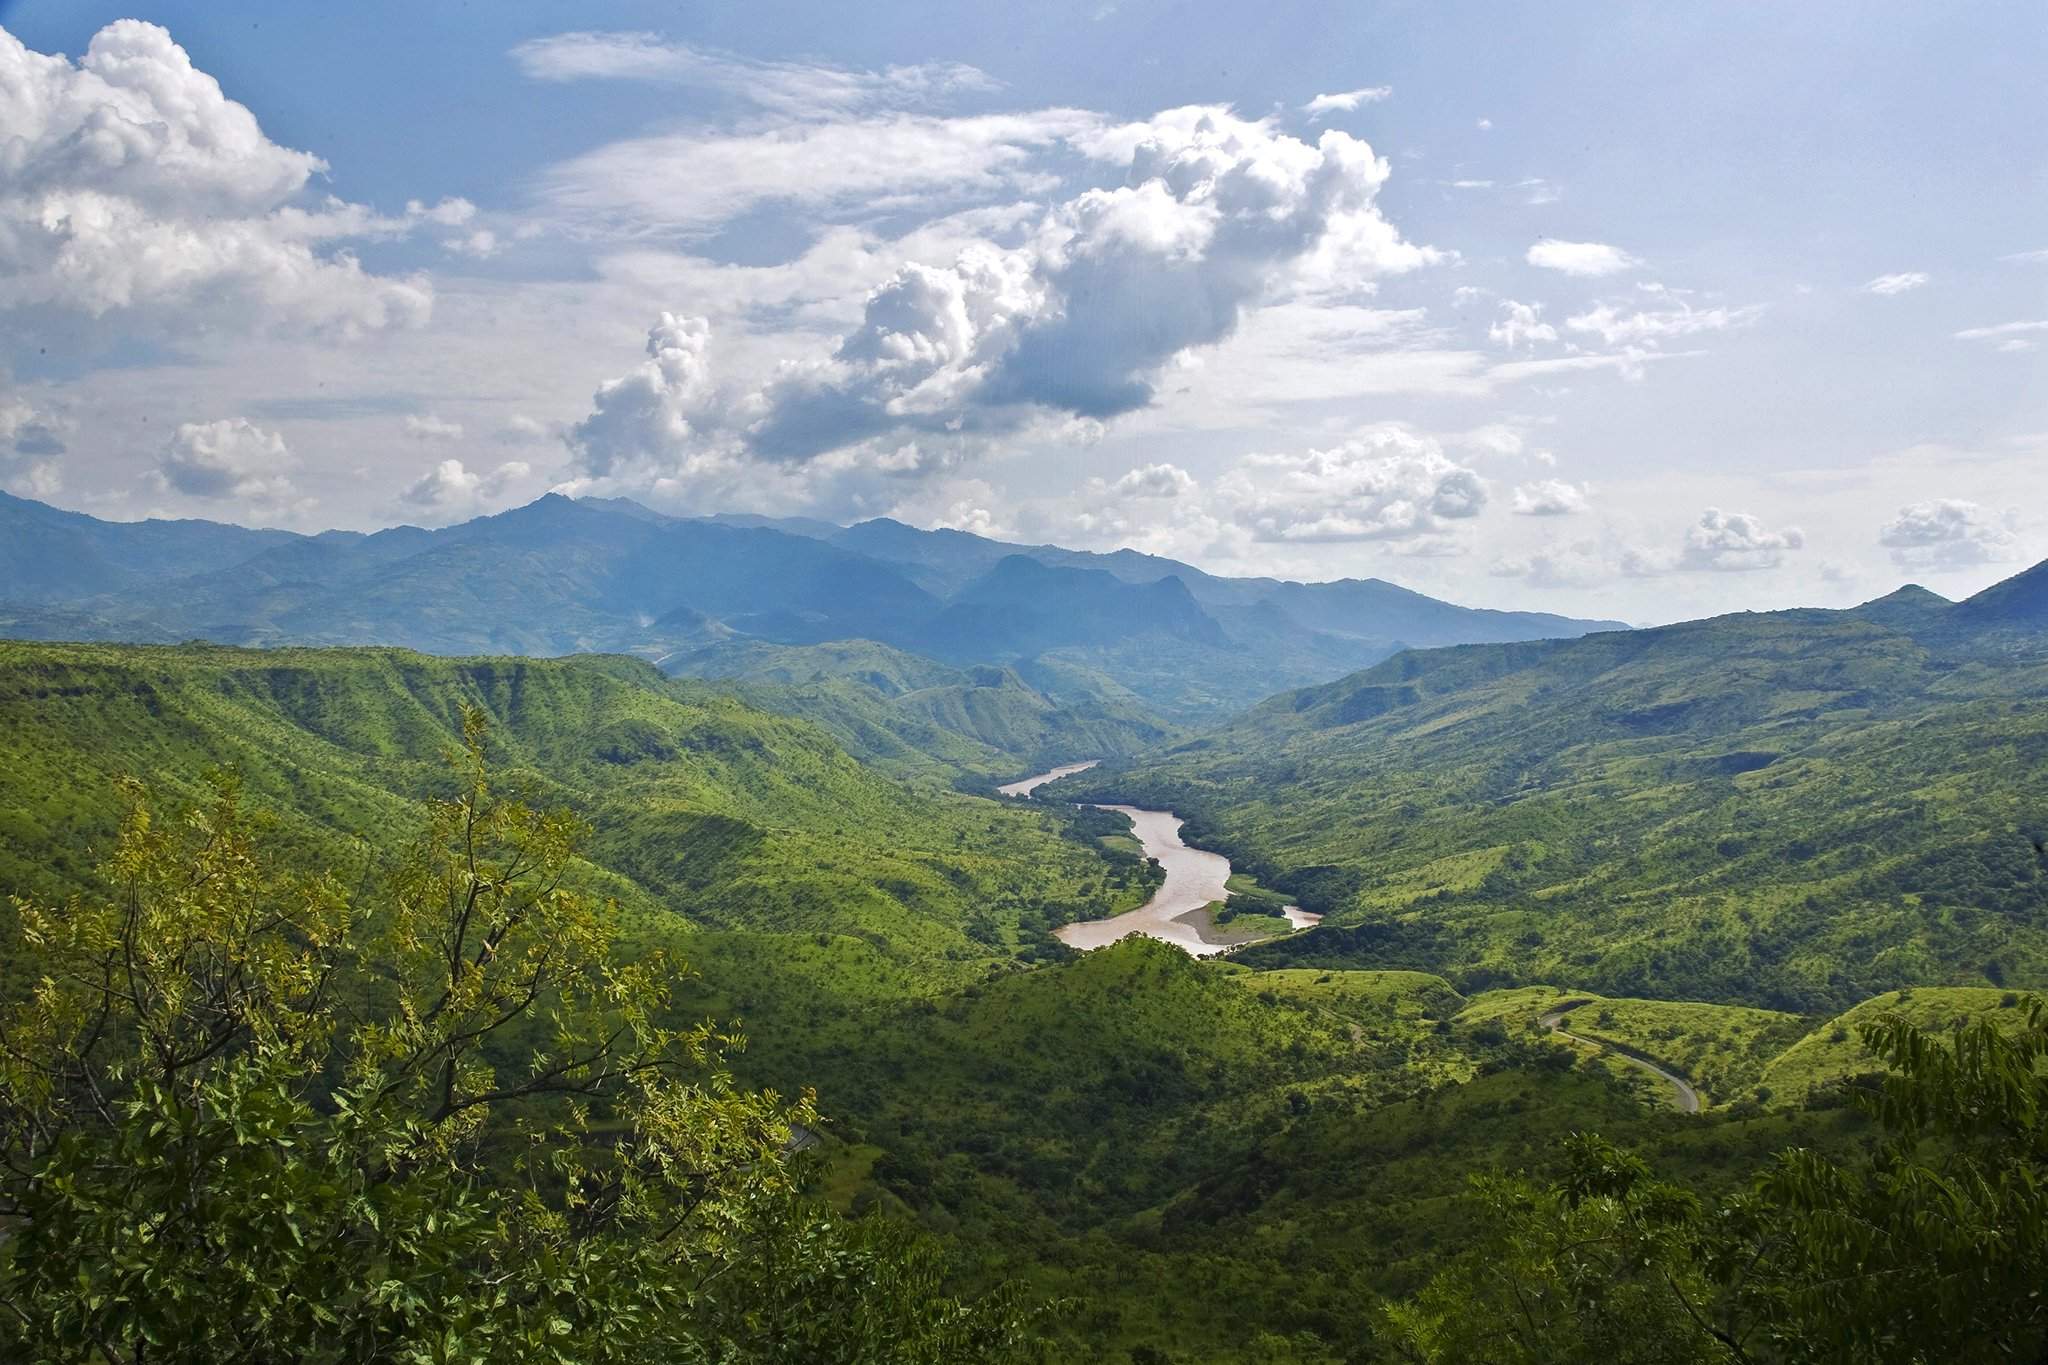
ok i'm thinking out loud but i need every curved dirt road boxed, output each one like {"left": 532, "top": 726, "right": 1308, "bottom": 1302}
{"left": 1539, "top": 1000, "right": 1702, "bottom": 1114}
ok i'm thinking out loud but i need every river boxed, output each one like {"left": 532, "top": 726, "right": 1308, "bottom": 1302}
{"left": 998, "top": 762, "right": 1321, "bottom": 957}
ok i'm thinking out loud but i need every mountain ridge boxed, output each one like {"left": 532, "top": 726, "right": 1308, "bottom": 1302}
{"left": 0, "top": 490, "right": 1622, "bottom": 722}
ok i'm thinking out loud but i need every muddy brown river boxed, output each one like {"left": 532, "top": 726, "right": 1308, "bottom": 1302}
{"left": 998, "top": 762, "right": 1320, "bottom": 957}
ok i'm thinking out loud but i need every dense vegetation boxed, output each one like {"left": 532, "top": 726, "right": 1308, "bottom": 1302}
{"left": 1061, "top": 579, "right": 2048, "bottom": 1013}
{"left": 0, "top": 714, "right": 1041, "bottom": 1362}
{"left": 2, "top": 581, "right": 2045, "bottom": 1360}
{"left": 0, "top": 641, "right": 1153, "bottom": 974}
{"left": 667, "top": 638, "right": 1174, "bottom": 782}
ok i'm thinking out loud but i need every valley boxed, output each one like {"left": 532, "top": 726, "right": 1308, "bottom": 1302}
{"left": 2, "top": 526, "right": 2044, "bottom": 1363}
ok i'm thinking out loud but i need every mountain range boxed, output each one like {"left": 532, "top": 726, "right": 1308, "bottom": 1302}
{"left": 0, "top": 489, "right": 1621, "bottom": 724}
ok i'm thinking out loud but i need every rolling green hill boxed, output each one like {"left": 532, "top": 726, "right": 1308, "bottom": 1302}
{"left": 667, "top": 638, "right": 1176, "bottom": 781}
{"left": 0, "top": 640, "right": 1152, "bottom": 975}
{"left": 1055, "top": 567, "right": 2048, "bottom": 1012}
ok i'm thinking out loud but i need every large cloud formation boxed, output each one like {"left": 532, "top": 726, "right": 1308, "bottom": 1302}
{"left": 565, "top": 106, "right": 1437, "bottom": 493}
{"left": 0, "top": 21, "right": 431, "bottom": 338}
{"left": 1216, "top": 427, "right": 1485, "bottom": 544}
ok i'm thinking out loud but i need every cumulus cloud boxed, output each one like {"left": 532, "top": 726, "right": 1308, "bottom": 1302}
{"left": 154, "top": 418, "right": 294, "bottom": 501}
{"left": 0, "top": 21, "right": 432, "bottom": 337}
{"left": 1863, "top": 271, "right": 1929, "bottom": 295}
{"left": 1105, "top": 462, "right": 1196, "bottom": 498}
{"left": 0, "top": 398, "right": 66, "bottom": 496}
{"left": 1510, "top": 479, "right": 1589, "bottom": 516}
{"left": 403, "top": 414, "right": 465, "bottom": 440}
{"left": 566, "top": 313, "right": 716, "bottom": 480}
{"left": 1302, "top": 87, "right": 1392, "bottom": 118}
{"left": 566, "top": 106, "right": 1439, "bottom": 498}
{"left": 511, "top": 32, "right": 998, "bottom": 117}
{"left": 1877, "top": 499, "right": 2019, "bottom": 569}
{"left": 1488, "top": 300, "right": 1557, "bottom": 347}
{"left": 1526, "top": 238, "right": 1639, "bottom": 277}
{"left": 0, "top": 398, "right": 67, "bottom": 457}
{"left": 1564, "top": 298, "right": 1762, "bottom": 346}
{"left": 399, "top": 458, "right": 532, "bottom": 522}
{"left": 1679, "top": 507, "right": 1805, "bottom": 571}
{"left": 1216, "top": 427, "right": 1485, "bottom": 544}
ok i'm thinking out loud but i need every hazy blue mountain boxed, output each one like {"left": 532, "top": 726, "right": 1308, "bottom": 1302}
{"left": 0, "top": 489, "right": 298, "bottom": 601}
{"left": 0, "top": 491, "right": 1623, "bottom": 722}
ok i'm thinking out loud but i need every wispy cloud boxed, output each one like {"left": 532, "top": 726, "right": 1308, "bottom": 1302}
{"left": 1526, "top": 238, "right": 1639, "bottom": 276}
{"left": 510, "top": 32, "right": 998, "bottom": 117}
{"left": 1863, "top": 271, "right": 1929, "bottom": 295}
{"left": 1302, "top": 86, "right": 1392, "bottom": 118}
{"left": 1953, "top": 319, "right": 2048, "bottom": 342}
{"left": 536, "top": 110, "right": 1097, "bottom": 234}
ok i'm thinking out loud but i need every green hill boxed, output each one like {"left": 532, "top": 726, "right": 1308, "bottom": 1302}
{"left": 669, "top": 638, "right": 1176, "bottom": 780}
{"left": 0, "top": 641, "right": 1150, "bottom": 975}
{"left": 1757, "top": 985, "right": 2032, "bottom": 1103}
{"left": 1058, "top": 572, "right": 2048, "bottom": 1012}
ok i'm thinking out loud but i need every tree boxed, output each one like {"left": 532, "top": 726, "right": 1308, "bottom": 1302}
{"left": 0, "top": 708, "right": 1042, "bottom": 1363}
{"left": 1381, "top": 999, "right": 2048, "bottom": 1363}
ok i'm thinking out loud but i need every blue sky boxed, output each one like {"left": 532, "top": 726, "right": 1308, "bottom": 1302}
{"left": 0, "top": 0, "right": 2042, "bottom": 621}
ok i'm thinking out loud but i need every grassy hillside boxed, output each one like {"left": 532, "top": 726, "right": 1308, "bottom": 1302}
{"left": 668, "top": 638, "right": 1175, "bottom": 781}
{"left": 1063, "top": 591, "right": 2048, "bottom": 1012}
{"left": 1758, "top": 985, "right": 2032, "bottom": 1103}
{"left": 0, "top": 641, "right": 1152, "bottom": 975}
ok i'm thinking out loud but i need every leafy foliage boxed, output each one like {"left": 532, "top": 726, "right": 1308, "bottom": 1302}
{"left": 0, "top": 712, "right": 1040, "bottom": 1362}
{"left": 1383, "top": 999, "right": 2048, "bottom": 1363}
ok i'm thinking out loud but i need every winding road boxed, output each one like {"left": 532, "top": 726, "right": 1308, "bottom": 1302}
{"left": 1539, "top": 1000, "right": 1702, "bottom": 1114}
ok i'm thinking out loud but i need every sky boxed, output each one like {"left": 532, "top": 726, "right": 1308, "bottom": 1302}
{"left": 0, "top": 1, "right": 2042, "bottom": 623}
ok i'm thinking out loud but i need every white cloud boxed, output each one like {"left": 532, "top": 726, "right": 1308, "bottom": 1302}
{"left": 1302, "top": 87, "right": 1392, "bottom": 118}
{"left": 566, "top": 312, "right": 717, "bottom": 480}
{"left": 1877, "top": 499, "right": 2019, "bottom": 569}
{"left": 399, "top": 458, "right": 532, "bottom": 522}
{"left": 1510, "top": 479, "right": 1588, "bottom": 516}
{"left": 155, "top": 418, "right": 294, "bottom": 500}
{"left": 2002, "top": 248, "right": 2048, "bottom": 264}
{"left": 510, "top": 32, "right": 998, "bottom": 117}
{"left": 1954, "top": 319, "right": 2048, "bottom": 342}
{"left": 1863, "top": 271, "right": 1929, "bottom": 295}
{"left": 498, "top": 414, "right": 554, "bottom": 443}
{"left": 566, "top": 106, "right": 1439, "bottom": 497}
{"left": 1216, "top": 427, "right": 1486, "bottom": 544}
{"left": 1104, "top": 462, "right": 1197, "bottom": 498}
{"left": 537, "top": 109, "right": 1097, "bottom": 235}
{"left": 1564, "top": 298, "right": 1763, "bottom": 346}
{"left": 1489, "top": 542, "right": 1621, "bottom": 589}
{"left": 0, "top": 399, "right": 67, "bottom": 457}
{"left": 445, "top": 228, "right": 499, "bottom": 258}
{"left": 403, "top": 414, "right": 464, "bottom": 440}
{"left": 1526, "top": 238, "right": 1640, "bottom": 277}
{"left": 1489, "top": 300, "right": 1557, "bottom": 347}
{"left": 1679, "top": 507, "right": 1804, "bottom": 571}
{"left": 0, "top": 21, "right": 432, "bottom": 337}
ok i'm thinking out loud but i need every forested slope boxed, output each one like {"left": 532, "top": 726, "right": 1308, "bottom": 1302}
{"left": 1057, "top": 569, "right": 2048, "bottom": 1011}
